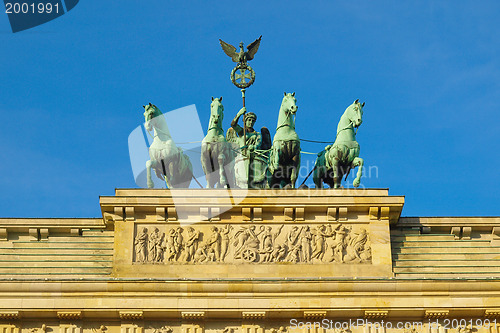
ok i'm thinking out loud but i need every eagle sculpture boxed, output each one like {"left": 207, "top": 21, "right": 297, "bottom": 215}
{"left": 219, "top": 35, "right": 262, "bottom": 64}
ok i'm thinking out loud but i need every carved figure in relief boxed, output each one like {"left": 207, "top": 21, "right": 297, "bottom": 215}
{"left": 330, "top": 224, "right": 348, "bottom": 263}
{"left": 300, "top": 226, "right": 313, "bottom": 262}
{"left": 284, "top": 226, "right": 303, "bottom": 262}
{"left": 272, "top": 327, "right": 287, "bottom": 333}
{"left": 193, "top": 243, "right": 216, "bottom": 263}
{"left": 311, "top": 224, "right": 333, "bottom": 261}
{"left": 457, "top": 327, "right": 471, "bottom": 333}
{"left": 193, "top": 244, "right": 208, "bottom": 263}
{"left": 287, "top": 226, "right": 302, "bottom": 248}
{"left": 155, "top": 231, "right": 165, "bottom": 262}
{"left": 272, "top": 244, "right": 287, "bottom": 262}
{"left": 151, "top": 326, "right": 172, "bottom": 333}
{"left": 91, "top": 326, "right": 106, "bottom": 333}
{"left": 285, "top": 242, "right": 302, "bottom": 262}
{"left": 148, "top": 227, "right": 164, "bottom": 262}
{"left": 233, "top": 225, "right": 261, "bottom": 260}
{"left": 207, "top": 226, "right": 222, "bottom": 261}
{"left": 259, "top": 225, "right": 284, "bottom": 262}
{"left": 29, "top": 325, "right": 47, "bottom": 333}
{"left": 344, "top": 228, "right": 370, "bottom": 263}
{"left": 220, "top": 224, "right": 233, "bottom": 262}
{"left": 205, "top": 244, "right": 217, "bottom": 262}
{"left": 148, "top": 228, "right": 159, "bottom": 262}
{"left": 183, "top": 227, "right": 200, "bottom": 262}
{"left": 165, "top": 228, "right": 179, "bottom": 262}
{"left": 134, "top": 227, "right": 148, "bottom": 262}
{"left": 174, "top": 227, "right": 184, "bottom": 259}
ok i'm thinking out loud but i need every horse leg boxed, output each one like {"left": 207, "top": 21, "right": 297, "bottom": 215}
{"left": 313, "top": 150, "right": 328, "bottom": 189}
{"left": 207, "top": 155, "right": 217, "bottom": 188}
{"left": 289, "top": 142, "right": 301, "bottom": 188}
{"left": 162, "top": 160, "right": 173, "bottom": 189}
{"left": 332, "top": 160, "right": 340, "bottom": 189}
{"left": 224, "top": 152, "right": 235, "bottom": 189}
{"left": 201, "top": 146, "right": 214, "bottom": 188}
{"left": 177, "top": 153, "right": 193, "bottom": 188}
{"left": 269, "top": 170, "right": 280, "bottom": 189}
{"left": 146, "top": 160, "right": 154, "bottom": 188}
{"left": 218, "top": 152, "right": 228, "bottom": 188}
{"left": 324, "top": 169, "right": 335, "bottom": 188}
{"left": 159, "top": 159, "right": 172, "bottom": 189}
{"left": 337, "top": 166, "right": 345, "bottom": 189}
{"left": 313, "top": 165, "right": 323, "bottom": 189}
{"left": 167, "top": 160, "right": 176, "bottom": 188}
{"left": 352, "top": 157, "right": 364, "bottom": 188}
{"left": 289, "top": 159, "right": 299, "bottom": 189}
{"left": 267, "top": 169, "right": 277, "bottom": 189}
{"left": 222, "top": 143, "right": 235, "bottom": 188}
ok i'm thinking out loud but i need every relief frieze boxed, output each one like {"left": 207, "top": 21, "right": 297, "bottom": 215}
{"left": 133, "top": 223, "right": 371, "bottom": 264}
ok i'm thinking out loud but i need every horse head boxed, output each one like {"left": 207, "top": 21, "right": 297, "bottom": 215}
{"left": 209, "top": 97, "right": 224, "bottom": 130}
{"left": 143, "top": 102, "right": 160, "bottom": 132}
{"left": 282, "top": 92, "right": 298, "bottom": 116}
{"left": 347, "top": 99, "right": 365, "bottom": 128}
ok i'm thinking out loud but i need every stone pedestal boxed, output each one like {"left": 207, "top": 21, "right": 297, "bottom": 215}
{"left": 99, "top": 188, "right": 404, "bottom": 279}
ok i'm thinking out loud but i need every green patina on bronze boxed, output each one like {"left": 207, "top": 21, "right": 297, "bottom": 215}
{"left": 219, "top": 36, "right": 261, "bottom": 65}
{"left": 219, "top": 36, "right": 261, "bottom": 90}
{"left": 218, "top": 36, "right": 271, "bottom": 189}
{"left": 313, "top": 100, "right": 365, "bottom": 189}
{"left": 143, "top": 103, "right": 193, "bottom": 189}
{"left": 226, "top": 107, "right": 271, "bottom": 189}
{"left": 268, "top": 92, "right": 301, "bottom": 189}
{"left": 141, "top": 37, "right": 368, "bottom": 190}
{"left": 201, "top": 97, "right": 235, "bottom": 188}
{"left": 195, "top": 36, "right": 367, "bottom": 190}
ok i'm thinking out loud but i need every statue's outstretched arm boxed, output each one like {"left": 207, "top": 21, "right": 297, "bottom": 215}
{"left": 231, "top": 107, "right": 246, "bottom": 127}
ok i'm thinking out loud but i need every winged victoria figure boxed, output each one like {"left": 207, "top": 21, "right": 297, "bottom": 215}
{"left": 219, "top": 35, "right": 262, "bottom": 65}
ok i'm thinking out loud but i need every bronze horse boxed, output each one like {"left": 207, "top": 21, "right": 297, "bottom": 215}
{"left": 268, "top": 92, "right": 300, "bottom": 188}
{"left": 201, "top": 97, "right": 235, "bottom": 188}
{"left": 313, "top": 100, "right": 365, "bottom": 188}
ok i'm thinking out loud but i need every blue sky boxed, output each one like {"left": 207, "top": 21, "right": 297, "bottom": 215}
{"left": 0, "top": 1, "right": 499, "bottom": 217}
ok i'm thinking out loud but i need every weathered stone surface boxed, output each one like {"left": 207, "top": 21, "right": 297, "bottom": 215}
{"left": 0, "top": 188, "right": 499, "bottom": 331}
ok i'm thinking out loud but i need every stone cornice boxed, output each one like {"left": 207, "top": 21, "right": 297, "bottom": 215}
{"left": 0, "top": 218, "right": 105, "bottom": 233}
{"left": 397, "top": 216, "right": 500, "bottom": 227}
{"left": 100, "top": 188, "right": 405, "bottom": 224}
{"left": 0, "top": 279, "right": 500, "bottom": 293}
{"left": 0, "top": 308, "right": 494, "bottom": 321}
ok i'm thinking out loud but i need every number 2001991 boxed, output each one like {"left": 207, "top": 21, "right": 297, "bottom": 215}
{"left": 5, "top": 2, "right": 60, "bottom": 14}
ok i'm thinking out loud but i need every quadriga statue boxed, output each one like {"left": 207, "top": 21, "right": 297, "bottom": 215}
{"left": 313, "top": 99, "right": 365, "bottom": 189}
{"left": 143, "top": 103, "right": 193, "bottom": 188}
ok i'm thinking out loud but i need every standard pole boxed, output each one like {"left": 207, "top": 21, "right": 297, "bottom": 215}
{"left": 241, "top": 88, "right": 246, "bottom": 147}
